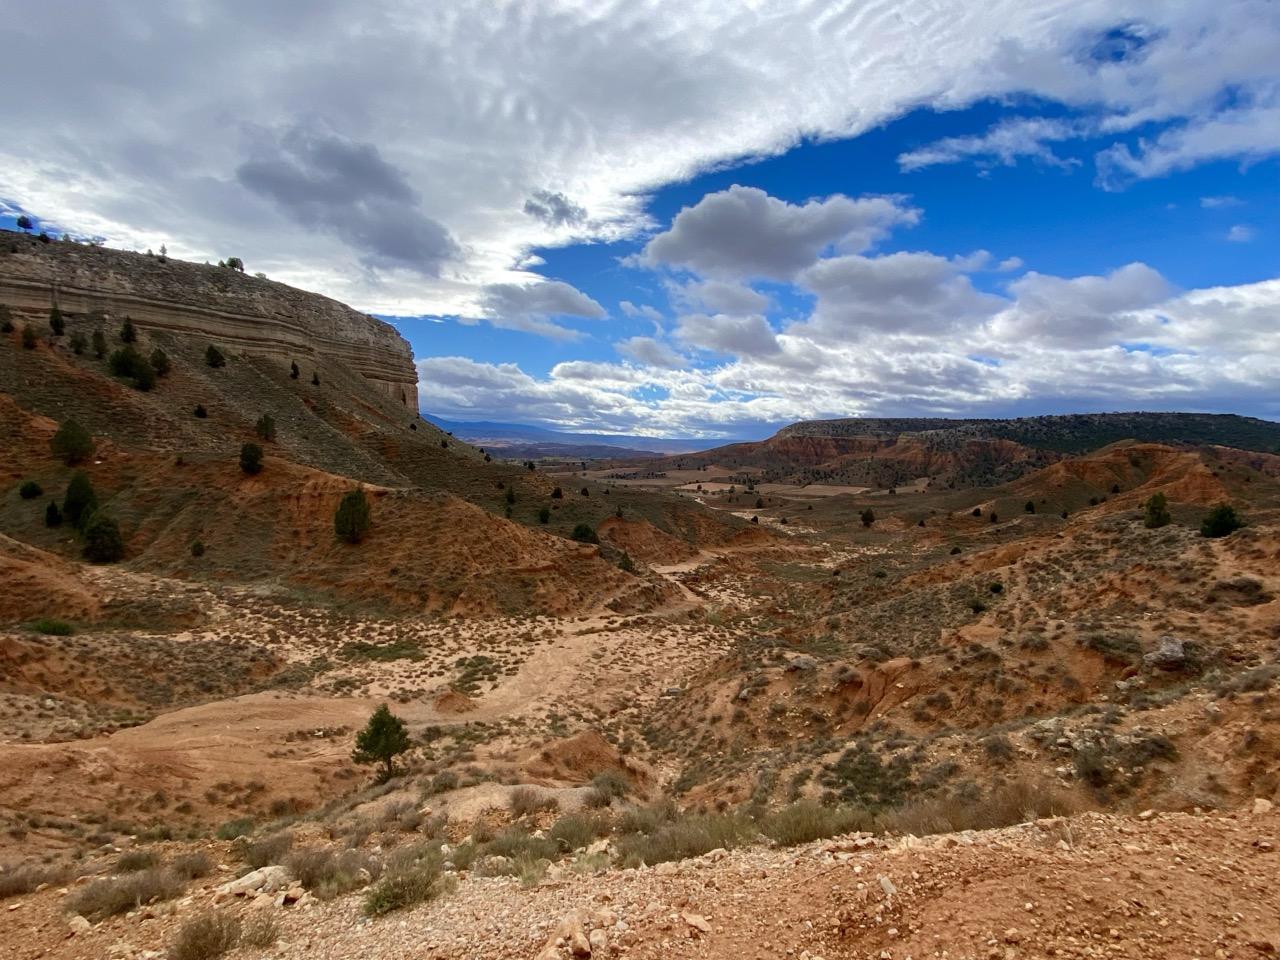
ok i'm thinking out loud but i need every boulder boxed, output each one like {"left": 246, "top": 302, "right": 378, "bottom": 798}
{"left": 68, "top": 914, "right": 92, "bottom": 935}
{"left": 216, "top": 865, "right": 290, "bottom": 898}
{"left": 1254, "top": 798, "right": 1274, "bottom": 815}
{"left": 1143, "top": 636, "right": 1188, "bottom": 671}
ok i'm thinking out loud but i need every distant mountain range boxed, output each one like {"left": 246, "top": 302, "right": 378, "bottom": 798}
{"left": 626, "top": 411, "right": 1280, "bottom": 489}
{"left": 423, "top": 416, "right": 721, "bottom": 457}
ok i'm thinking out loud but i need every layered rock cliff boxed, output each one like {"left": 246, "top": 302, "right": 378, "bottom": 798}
{"left": 0, "top": 231, "right": 417, "bottom": 408}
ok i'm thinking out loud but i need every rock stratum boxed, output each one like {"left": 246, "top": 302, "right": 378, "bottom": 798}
{"left": 0, "top": 232, "right": 418, "bottom": 408}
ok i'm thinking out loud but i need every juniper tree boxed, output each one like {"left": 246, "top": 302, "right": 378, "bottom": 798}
{"left": 45, "top": 501, "right": 62, "bottom": 527}
{"left": 62, "top": 471, "right": 98, "bottom": 529}
{"left": 50, "top": 420, "right": 94, "bottom": 465}
{"left": 48, "top": 305, "right": 64, "bottom": 336}
{"left": 21, "top": 325, "right": 36, "bottom": 349}
{"left": 1200, "top": 503, "right": 1243, "bottom": 538}
{"left": 149, "top": 349, "right": 170, "bottom": 377}
{"left": 1143, "top": 492, "right": 1171, "bottom": 529}
{"left": 91, "top": 329, "right": 107, "bottom": 358}
{"left": 335, "top": 488, "right": 372, "bottom": 544}
{"left": 83, "top": 514, "right": 124, "bottom": 563}
{"left": 860, "top": 508, "right": 875, "bottom": 528}
{"left": 119, "top": 317, "right": 136, "bottom": 344}
{"left": 239, "top": 442, "right": 264, "bottom": 475}
{"left": 351, "top": 704, "right": 410, "bottom": 782}
{"left": 205, "top": 345, "right": 226, "bottom": 368}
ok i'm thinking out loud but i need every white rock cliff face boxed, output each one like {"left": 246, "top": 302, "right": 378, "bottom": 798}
{"left": 0, "top": 233, "right": 418, "bottom": 408}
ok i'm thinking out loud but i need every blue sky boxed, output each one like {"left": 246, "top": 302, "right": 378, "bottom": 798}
{"left": 2, "top": 3, "right": 1277, "bottom": 439}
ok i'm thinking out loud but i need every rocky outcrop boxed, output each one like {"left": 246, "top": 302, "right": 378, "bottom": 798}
{"left": 0, "top": 231, "right": 417, "bottom": 408}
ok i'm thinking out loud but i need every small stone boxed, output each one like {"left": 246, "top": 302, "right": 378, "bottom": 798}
{"left": 1254, "top": 798, "right": 1274, "bottom": 815}
{"left": 69, "top": 915, "right": 92, "bottom": 934}
{"left": 683, "top": 912, "right": 713, "bottom": 934}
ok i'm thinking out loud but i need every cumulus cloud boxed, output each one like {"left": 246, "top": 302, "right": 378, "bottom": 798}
{"left": 617, "top": 336, "right": 686, "bottom": 369}
{"left": 523, "top": 190, "right": 587, "bottom": 227}
{"left": 898, "top": 117, "right": 1083, "bottom": 171}
{"left": 3, "top": 3, "right": 1279, "bottom": 316}
{"left": 676, "top": 313, "right": 781, "bottom": 357}
{"left": 474, "top": 280, "right": 607, "bottom": 339}
{"left": 796, "top": 252, "right": 1005, "bottom": 339}
{"left": 1226, "top": 224, "right": 1256, "bottom": 243}
{"left": 640, "top": 186, "right": 918, "bottom": 280}
{"left": 669, "top": 279, "right": 771, "bottom": 316}
{"left": 986, "top": 263, "right": 1172, "bottom": 347}
{"left": 237, "top": 124, "right": 458, "bottom": 275}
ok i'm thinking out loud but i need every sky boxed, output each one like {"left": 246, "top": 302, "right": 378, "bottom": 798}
{"left": 1, "top": 1, "right": 1277, "bottom": 440}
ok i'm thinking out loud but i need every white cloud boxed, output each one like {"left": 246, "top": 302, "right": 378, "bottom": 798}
{"left": 3, "top": 2, "right": 1279, "bottom": 318}
{"left": 669, "top": 279, "right": 771, "bottom": 316}
{"left": 1200, "top": 195, "right": 1243, "bottom": 208}
{"left": 641, "top": 186, "right": 918, "bottom": 280}
{"left": 471, "top": 280, "right": 607, "bottom": 339}
{"left": 616, "top": 336, "right": 686, "bottom": 369}
{"left": 986, "top": 263, "right": 1172, "bottom": 348}
{"left": 676, "top": 313, "right": 781, "bottom": 358}
{"left": 1226, "top": 224, "right": 1256, "bottom": 243}
{"left": 619, "top": 301, "right": 665, "bottom": 324}
{"left": 899, "top": 117, "right": 1083, "bottom": 171}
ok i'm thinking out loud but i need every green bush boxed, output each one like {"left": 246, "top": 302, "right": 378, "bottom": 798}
{"left": 31, "top": 618, "right": 74, "bottom": 636}
{"left": 614, "top": 810, "right": 756, "bottom": 866}
{"left": 759, "top": 801, "right": 872, "bottom": 846}
{"left": 255, "top": 414, "right": 276, "bottom": 442}
{"left": 116, "top": 849, "right": 159, "bottom": 872}
{"left": 239, "top": 443, "right": 263, "bottom": 475}
{"left": 1142, "top": 492, "right": 1171, "bottom": 529}
{"left": 19, "top": 480, "right": 42, "bottom": 499}
{"left": 66, "top": 868, "right": 182, "bottom": 920}
{"left": 83, "top": 514, "right": 125, "bottom": 563}
{"left": 21, "top": 325, "right": 36, "bottom": 349}
{"left": 169, "top": 851, "right": 214, "bottom": 880}
{"left": 168, "top": 910, "right": 240, "bottom": 960}
{"left": 69, "top": 331, "right": 87, "bottom": 354}
{"left": 362, "top": 846, "right": 451, "bottom": 916}
{"left": 62, "top": 471, "right": 98, "bottom": 528}
{"left": 50, "top": 420, "right": 94, "bottom": 465}
{"left": 149, "top": 348, "right": 170, "bottom": 377}
{"left": 44, "top": 501, "right": 62, "bottom": 527}
{"left": 215, "top": 818, "right": 253, "bottom": 841}
{"left": 538, "top": 506, "right": 551, "bottom": 524}
{"left": 48, "top": 306, "right": 64, "bottom": 336}
{"left": 335, "top": 488, "right": 372, "bottom": 544}
{"left": 119, "top": 317, "right": 137, "bottom": 344}
{"left": 91, "top": 329, "right": 107, "bottom": 358}
{"left": 109, "top": 346, "right": 156, "bottom": 390}
{"left": 570, "top": 523, "right": 598, "bottom": 544}
{"left": 205, "top": 345, "right": 226, "bottom": 368}
{"left": 1200, "top": 503, "right": 1243, "bottom": 538}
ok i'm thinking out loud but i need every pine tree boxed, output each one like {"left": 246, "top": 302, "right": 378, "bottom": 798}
{"left": 82, "top": 514, "right": 124, "bottom": 563}
{"left": 351, "top": 704, "right": 411, "bottom": 782}
{"left": 50, "top": 420, "right": 95, "bottom": 465}
{"left": 290, "top": 360, "right": 299, "bottom": 380}
{"left": 69, "top": 331, "right": 87, "bottom": 355}
{"left": 1143, "top": 492, "right": 1171, "bottom": 529}
{"left": 255, "top": 414, "right": 276, "bottom": 441}
{"left": 62, "top": 471, "right": 98, "bottom": 529}
{"left": 45, "top": 501, "right": 62, "bottom": 527}
{"left": 239, "top": 443, "right": 264, "bottom": 475}
{"left": 48, "top": 305, "right": 64, "bottom": 336}
{"left": 335, "top": 488, "right": 372, "bottom": 544}
{"left": 149, "top": 348, "right": 170, "bottom": 377}
{"left": 1200, "top": 503, "right": 1243, "bottom": 538}
{"left": 120, "top": 317, "right": 136, "bottom": 343}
